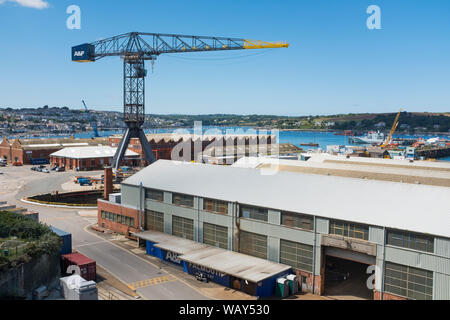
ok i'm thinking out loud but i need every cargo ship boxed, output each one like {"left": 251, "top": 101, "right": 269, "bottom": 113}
{"left": 349, "top": 131, "right": 385, "bottom": 144}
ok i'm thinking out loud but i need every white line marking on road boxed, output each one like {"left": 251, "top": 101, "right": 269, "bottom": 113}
{"left": 73, "top": 240, "right": 107, "bottom": 248}
{"left": 83, "top": 223, "right": 213, "bottom": 300}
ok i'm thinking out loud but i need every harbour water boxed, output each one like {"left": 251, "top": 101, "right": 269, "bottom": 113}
{"left": 8, "top": 128, "right": 450, "bottom": 161}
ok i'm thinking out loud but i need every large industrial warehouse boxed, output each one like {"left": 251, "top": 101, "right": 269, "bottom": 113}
{"left": 97, "top": 159, "right": 450, "bottom": 300}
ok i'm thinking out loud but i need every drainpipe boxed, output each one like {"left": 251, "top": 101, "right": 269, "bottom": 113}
{"left": 380, "top": 227, "right": 386, "bottom": 300}
{"left": 197, "top": 197, "right": 200, "bottom": 242}
{"left": 234, "top": 201, "right": 240, "bottom": 252}
{"left": 230, "top": 202, "right": 234, "bottom": 252}
{"left": 139, "top": 182, "right": 144, "bottom": 232}
{"left": 311, "top": 216, "right": 317, "bottom": 295}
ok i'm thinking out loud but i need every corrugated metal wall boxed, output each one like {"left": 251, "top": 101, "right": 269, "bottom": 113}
{"left": 369, "top": 226, "right": 385, "bottom": 245}
{"left": 315, "top": 217, "right": 329, "bottom": 234}
{"left": 121, "top": 184, "right": 140, "bottom": 209}
{"left": 385, "top": 246, "right": 450, "bottom": 275}
{"left": 435, "top": 237, "right": 450, "bottom": 258}
{"left": 434, "top": 272, "right": 450, "bottom": 300}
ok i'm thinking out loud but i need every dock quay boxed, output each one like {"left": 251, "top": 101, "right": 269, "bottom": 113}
{"left": 417, "top": 146, "right": 450, "bottom": 159}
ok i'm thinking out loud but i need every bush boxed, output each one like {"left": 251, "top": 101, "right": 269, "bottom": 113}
{"left": 0, "top": 211, "right": 61, "bottom": 268}
{"left": 0, "top": 211, "right": 51, "bottom": 240}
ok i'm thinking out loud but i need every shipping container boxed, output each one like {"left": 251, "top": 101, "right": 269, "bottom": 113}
{"left": 61, "top": 252, "right": 96, "bottom": 282}
{"left": 50, "top": 226, "right": 72, "bottom": 255}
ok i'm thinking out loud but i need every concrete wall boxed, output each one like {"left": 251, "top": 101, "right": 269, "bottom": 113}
{"left": 0, "top": 253, "right": 60, "bottom": 299}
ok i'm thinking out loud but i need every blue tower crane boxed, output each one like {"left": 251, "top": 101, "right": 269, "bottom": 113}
{"left": 82, "top": 100, "right": 100, "bottom": 138}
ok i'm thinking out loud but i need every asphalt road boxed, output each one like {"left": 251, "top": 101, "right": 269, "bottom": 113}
{"left": 0, "top": 165, "right": 208, "bottom": 300}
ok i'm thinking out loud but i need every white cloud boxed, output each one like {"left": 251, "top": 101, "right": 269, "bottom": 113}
{"left": 0, "top": 0, "right": 49, "bottom": 9}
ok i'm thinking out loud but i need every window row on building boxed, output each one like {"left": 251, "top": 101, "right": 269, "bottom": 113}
{"left": 386, "top": 229, "right": 434, "bottom": 253}
{"left": 144, "top": 188, "right": 438, "bottom": 255}
{"left": 146, "top": 189, "right": 164, "bottom": 202}
{"left": 101, "top": 211, "right": 135, "bottom": 227}
{"left": 329, "top": 220, "right": 369, "bottom": 241}
{"left": 173, "top": 193, "right": 195, "bottom": 208}
{"left": 204, "top": 198, "right": 228, "bottom": 215}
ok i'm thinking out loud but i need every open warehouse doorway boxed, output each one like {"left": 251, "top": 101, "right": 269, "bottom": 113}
{"left": 323, "top": 247, "right": 375, "bottom": 300}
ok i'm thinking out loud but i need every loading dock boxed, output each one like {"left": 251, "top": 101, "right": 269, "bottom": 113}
{"left": 323, "top": 247, "right": 375, "bottom": 300}
{"left": 133, "top": 230, "right": 292, "bottom": 297}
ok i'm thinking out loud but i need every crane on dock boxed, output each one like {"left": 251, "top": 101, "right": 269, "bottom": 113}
{"left": 380, "top": 108, "right": 402, "bottom": 148}
{"left": 82, "top": 100, "right": 99, "bottom": 138}
{"left": 72, "top": 32, "right": 289, "bottom": 170}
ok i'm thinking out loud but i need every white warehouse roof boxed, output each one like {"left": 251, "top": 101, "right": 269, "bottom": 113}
{"left": 123, "top": 160, "right": 450, "bottom": 239}
{"left": 50, "top": 146, "right": 139, "bottom": 159}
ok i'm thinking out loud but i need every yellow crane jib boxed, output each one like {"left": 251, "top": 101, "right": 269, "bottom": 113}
{"left": 381, "top": 108, "right": 402, "bottom": 148}
{"left": 243, "top": 39, "right": 289, "bottom": 49}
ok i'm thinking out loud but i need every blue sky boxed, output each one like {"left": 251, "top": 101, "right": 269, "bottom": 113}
{"left": 0, "top": 0, "right": 449, "bottom": 116}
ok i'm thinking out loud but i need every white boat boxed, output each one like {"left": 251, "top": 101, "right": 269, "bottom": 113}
{"left": 349, "top": 131, "right": 385, "bottom": 144}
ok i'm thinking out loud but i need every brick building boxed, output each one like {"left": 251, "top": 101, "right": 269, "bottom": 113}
{"left": 109, "top": 133, "right": 277, "bottom": 164}
{"left": 50, "top": 146, "right": 139, "bottom": 171}
{"left": 0, "top": 137, "right": 109, "bottom": 165}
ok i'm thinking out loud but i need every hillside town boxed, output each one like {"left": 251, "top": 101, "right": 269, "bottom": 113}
{"left": 1, "top": 107, "right": 449, "bottom": 138}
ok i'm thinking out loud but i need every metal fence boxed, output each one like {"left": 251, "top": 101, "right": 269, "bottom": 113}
{"left": 0, "top": 243, "right": 28, "bottom": 259}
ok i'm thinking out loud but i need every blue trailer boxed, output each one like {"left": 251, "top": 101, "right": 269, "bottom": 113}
{"left": 50, "top": 226, "right": 72, "bottom": 255}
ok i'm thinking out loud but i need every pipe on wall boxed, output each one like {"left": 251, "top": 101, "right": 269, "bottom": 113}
{"left": 139, "top": 182, "right": 144, "bottom": 232}
{"left": 234, "top": 201, "right": 240, "bottom": 252}
{"left": 380, "top": 226, "right": 386, "bottom": 300}
{"left": 311, "top": 216, "right": 317, "bottom": 295}
{"left": 197, "top": 196, "right": 200, "bottom": 242}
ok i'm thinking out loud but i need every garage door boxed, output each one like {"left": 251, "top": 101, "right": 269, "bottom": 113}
{"left": 325, "top": 247, "right": 376, "bottom": 265}
{"left": 172, "top": 216, "right": 194, "bottom": 240}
